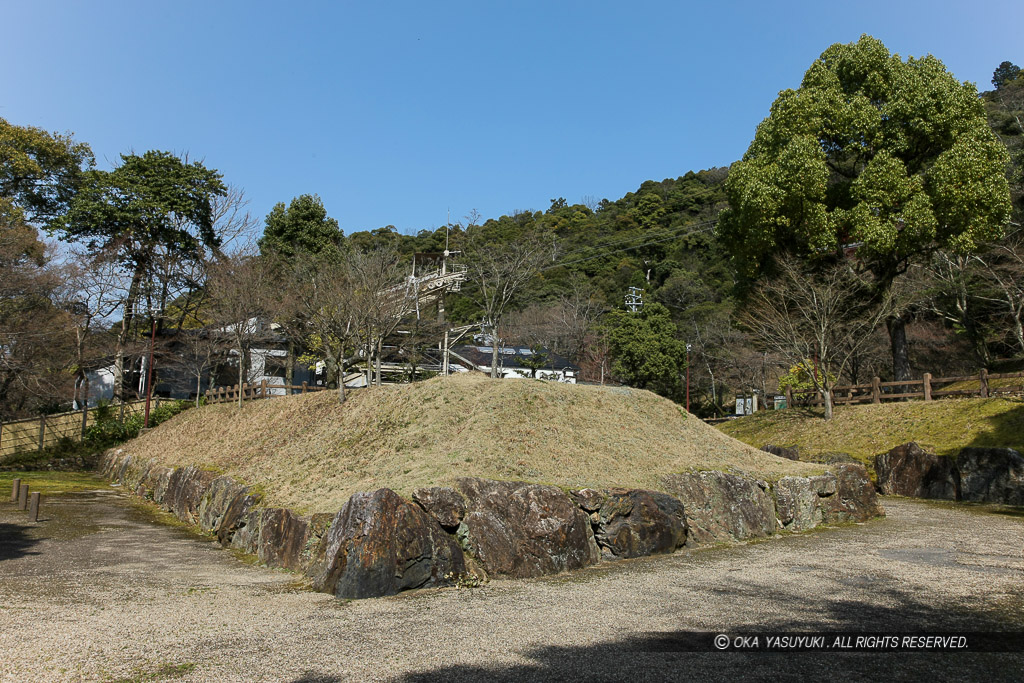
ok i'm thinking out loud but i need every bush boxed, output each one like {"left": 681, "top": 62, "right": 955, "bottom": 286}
{"left": 84, "top": 399, "right": 191, "bottom": 448}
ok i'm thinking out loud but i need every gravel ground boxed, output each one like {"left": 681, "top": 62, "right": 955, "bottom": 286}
{"left": 1, "top": 491, "right": 1022, "bottom": 682}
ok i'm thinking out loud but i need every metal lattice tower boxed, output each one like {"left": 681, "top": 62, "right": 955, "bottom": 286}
{"left": 625, "top": 286, "right": 644, "bottom": 312}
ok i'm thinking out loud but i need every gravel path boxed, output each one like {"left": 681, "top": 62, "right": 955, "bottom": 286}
{"left": 1, "top": 490, "right": 1022, "bottom": 682}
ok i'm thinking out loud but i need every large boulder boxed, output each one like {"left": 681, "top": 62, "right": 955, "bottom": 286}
{"left": 257, "top": 508, "right": 310, "bottom": 571}
{"left": 775, "top": 476, "right": 822, "bottom": 531}
{"left": 592, "top": 489, "right": 687, "bottom": 559}
{"left": 761, "top": 444, "right": 800, "bottom": 461}
{"left": 164, "top": 466, "right": 218, "bottom": 524}
{"left": 215, "top": 487, "right": 262, "bottom": 546}
{"left": 311, "top": 488, "right": 465, "bottom": 599}
{"left": 821, "top": 463, "right": 883, "bottom": 522}
{"left": 198, "top": 476, "right": 251, "bottom": 533}
{"left": 875, "top": 442, "right": 959, "bottom": 500}
{"left": 454, "top": 478, "right": 600, "bottom": 578}
{"left": 660, "top": 470, "right": 775, "bottom": 544}
{"left": 957, "top": 448, "right": 1024, "bottom": 505}
{"left": 412, "top": 486, "right": 466, "bottom": 529}
{"left": 230, "top": 508, "right": 262, "bottom": 555}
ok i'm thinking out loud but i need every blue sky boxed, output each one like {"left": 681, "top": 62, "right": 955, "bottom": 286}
{"left": 2, "top": 1, "right": 1020, "bottom": 236}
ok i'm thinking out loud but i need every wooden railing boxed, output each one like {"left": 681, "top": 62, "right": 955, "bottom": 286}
{"left": 785, "top": 369, "right": 1024, "bottom": 408}
{"left": 204, "top": 380, "right": 326, "bottom": 405}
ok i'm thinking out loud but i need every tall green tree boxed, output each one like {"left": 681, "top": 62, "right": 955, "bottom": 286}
{"left": 993, "top": 61, "right": 1021, "bottom": 90}
{"left": 0, "top": 117, "right": 94, "bottom": 224}
{"left": 605, "top": 302, "right": 688, "bottom": 401}
{"left": 258, "top": 194, "right": 342, "bottom": 258}
{"left": 49, "top": 151, "right": 227, "bottom": 400}
{"left": 719, "top": 35, "right": 1012, "bottom": 381}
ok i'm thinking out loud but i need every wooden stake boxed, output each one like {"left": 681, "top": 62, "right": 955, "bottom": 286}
{"left": 29, "top": 492, "right": 40, "bottom": 522}
{"left": 923, "top": 373, "right": 932, "bottom": 401}
{"left": 18, "top": 483, "right": 28, "bottom": 510}
{"left": 10, "top": 477, "right": 20, "bottom": 502}
{"left": 872, "top": 377, "right": 881, "bottom": 404}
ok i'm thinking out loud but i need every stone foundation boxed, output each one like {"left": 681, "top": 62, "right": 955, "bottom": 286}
{"left": 99, "top": 449, "right": 883, "bottom": 600}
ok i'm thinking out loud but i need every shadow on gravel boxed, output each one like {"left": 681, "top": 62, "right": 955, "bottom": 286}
{"left": 0, "top": 521, "right": 41, "bottom": 561}
{"left": 379, "top": 581, "right": 1024, "bottom": 683}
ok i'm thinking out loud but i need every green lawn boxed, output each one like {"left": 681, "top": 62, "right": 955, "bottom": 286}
{"left": 0, "top": 471, "right": 109, "bottom": 497}
{"left": 717, "top": 397, "right": 1024, "bottom": 463}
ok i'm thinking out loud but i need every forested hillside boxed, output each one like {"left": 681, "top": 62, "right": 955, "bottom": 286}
{"left": 2, "top": 42, "right": 1022, "bottom": 423}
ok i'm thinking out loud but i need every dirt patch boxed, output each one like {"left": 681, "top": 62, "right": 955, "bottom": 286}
{"left": 1, "top": 493, "right": 1022, "bottom": 681}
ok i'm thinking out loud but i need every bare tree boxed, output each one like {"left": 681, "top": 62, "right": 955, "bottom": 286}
{"left": 206, "top": 251, "right": 277, "bottom": 407}
{"left": 349, "top": 245, "right": 409, "bottom": 386}
{"left": 168, "top": 329, "right": 222, "bottom": 407}
{"left": 739, "top": 255, "right": 895, "bottom": 419}
{"left": 459, "top": 229, "right": 547, "bottom": 377}
{"left": 55, "top": 252, "right": 125, "bottom": 417}
{"left": 283, "top": 250, "right": 360, "bottom": 403}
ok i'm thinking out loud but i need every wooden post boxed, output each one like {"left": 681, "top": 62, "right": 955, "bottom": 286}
{"left": 923, "top": 373, "right": 932, "bottom": 401}
{"left": 10, "top": 478, "right": 20, "bottom": 502}
{"left": 29, "top": 492, "right": 40, "bottom": 522}
{"left": 301, "top": 381, "right": 308, "bottom": 394}
{"left": 980, "top": 369, "right": 989, "bottom": 398}
{"left": 38, "top": 416, "right": 46, "bottom": 451}
{"left": 18, "top": 483, "right": 29, "bottom": 510}
{"left": 785, "top": 386, "right": 793, "bottom": 409}
{"left": 260, "top": 379, "right": 267, "bottom": 399}
{"left": 872, "top": 377, "right": 881, "bottom": 404}
{"left": 242, "top": 382, "right": 249, "bottom": 401}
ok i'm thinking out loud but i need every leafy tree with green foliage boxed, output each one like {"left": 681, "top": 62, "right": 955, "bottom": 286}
{"left": 517, "top": 346, "right": 549, "bottom": 378}
{"left": 604, "top": 302, "right": 687, "bottom": 401}
{"left": 0, "top": 117, "right": 94, "bottom": 224}
{"left": 258, "top": 194, "right": 342, "bottom": 258}
{"left": 993, "top": 61, "right": 1021, "bottom": 90}
{"left": 49, "top": 151, "right": 227, "bottom": 401}
{"left": 719, "top": 35, "right": 1012, "bottom": 382}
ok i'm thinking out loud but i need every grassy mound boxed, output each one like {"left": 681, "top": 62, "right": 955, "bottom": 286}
{"left": 122, "top": 374, "right": 818, "bottom": 514}
{"left": 718, "top": 397, "right": 1024, "bottom": 464}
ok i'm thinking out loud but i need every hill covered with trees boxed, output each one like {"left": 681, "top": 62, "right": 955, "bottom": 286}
{"left": 1, "top": 38, "right": 1021, "bottom": 424}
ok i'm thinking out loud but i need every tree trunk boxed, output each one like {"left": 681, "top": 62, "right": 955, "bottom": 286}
{"left": 375, "top": 338, "right": 383, "bottom": 386}
{"left": 338, "top": 365, "right": 347, "bottom": 404}
{"left": 285, "top": 339, "right": 295, "bottom": 387}
{"left": 491, "top": 339, "right": 500, "bottom": 379}
{"left": 886, "top": 314, "right": 912, "bottom": 383}
{"left": 114, "top": 266, "right": 146, "bottom": 403}
{"left": 236, "top": 348, "right": 245, "bottom": 408}
{"left": 195, "top": 374, "right": 202, "bottom": 408}
{"left": 822, "top": 386, "right": 834, "bottom": 420}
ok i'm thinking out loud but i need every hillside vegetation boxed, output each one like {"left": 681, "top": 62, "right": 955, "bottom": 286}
{"left": 121, "top": 374, "right": 818, "bottom": 514}
{"left": 718, "top": 398, "right": 1024, "bottom": 464}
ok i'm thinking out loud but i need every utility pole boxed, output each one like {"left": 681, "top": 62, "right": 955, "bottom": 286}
{"left": 686, "top": 343, "right": 692, "bottom": 412}
{"left": 143, "top": 311, "right": 157, "bottom": 428}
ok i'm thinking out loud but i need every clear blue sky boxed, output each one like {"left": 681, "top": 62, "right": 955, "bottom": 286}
{"left": 2, "top": 1, "right": 1020, "bottom": 236}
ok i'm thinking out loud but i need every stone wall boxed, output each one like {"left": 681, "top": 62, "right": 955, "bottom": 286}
{"left": 875, "top": 443, "right": 1024, "bottom": 505}
{"left": 99, "top": 449, "right": 882, "bottom": 600}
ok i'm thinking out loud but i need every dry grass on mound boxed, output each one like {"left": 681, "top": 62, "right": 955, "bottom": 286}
{"left": 718, "top": 397, "right": 1024, "bottom": 463}
{"left": 124, "top": 374, "right": 819, "bottom": 514}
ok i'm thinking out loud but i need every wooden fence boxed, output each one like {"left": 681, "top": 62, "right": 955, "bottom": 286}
{"left": 204, "top": 380, "right": 326, "bottom": 405}
{"left": 0, "top": 400, "right": 148, "bottom": 459}
{"left": 785, "top": 369, "right": 1024, "bottom": 408}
